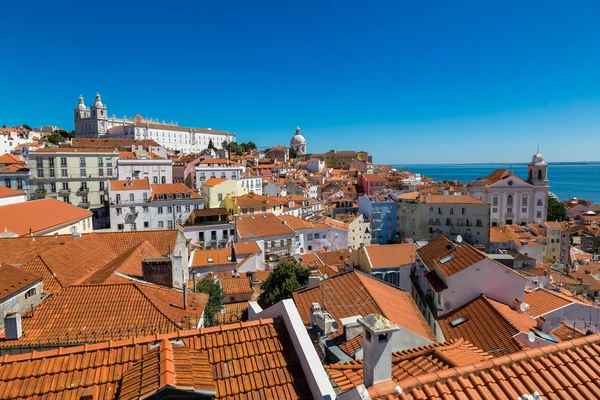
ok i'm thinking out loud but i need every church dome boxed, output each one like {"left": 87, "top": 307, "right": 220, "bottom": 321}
{"left": 290, "top": 126, "right": 306, "bottom": 145}
{"left": 531, "top": 152, "right": 546, "bottom": 164}
{"left": 93, "top": 92, "right": 104, "bottom": 108}
{"left": 76, "top": 95, "right": 87, "bottom": 110}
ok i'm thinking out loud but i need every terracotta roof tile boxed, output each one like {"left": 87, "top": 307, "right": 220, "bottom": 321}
{"left": 0, "top": 264, "right": 42, "bottom": 302}
{"left": 438, "top": 295, "right": 533, "bottom": 355}
{"left": 424, "top": 195, "right": 488, "bottom": 205}
{"left": 150, "top": 183, "right": 200, "bottom": 199}
{"left": 523, "top": 288, "right": 576, "bottom": 317}
{"left": 0, "top": 318, "right": 311, "bottom": 399}
{"left": 109, "top": 178, "right": 150, "bottom": 191}
{"left": 326, "top": 339, "right": 490, "bottom": 392}
{"left": 191, "top": 248, "right": 234, "bottom": 267}
{"left": 232, "top": 241, "right": 262, "bottom": 255}
{"left": 202, "top": 177, "right": 228, "bottom": 187}
{"left": 0, "top": 186, "right": 26, "bottom": 198}
{"left": 217, "top": 302, "right": 248, "bottom": 325}
{"left": 364, "top": 244, "right": 417, "bottom": 268}
{"left": 0, "top": 198, "right": 92, "bottom": 236}
{"left": 417, "top": 236, "right": 486, "bottom": 277}
{"left": 220, "top": 276, "right": 253, "bottom": 295}
{"left": 90, "top": 230, "right": 181, "bottom": 256}
{"left": 372, "top": 333, "right": 600, "bottom": 399}
{"left": 236, "top": 213, "right": 295, "bottom": 240}
{"left": 293, "top": 271, "right": 436, "bottom": 342}
{"left": 0, "top": 283, "right": 208, "bottom": 347}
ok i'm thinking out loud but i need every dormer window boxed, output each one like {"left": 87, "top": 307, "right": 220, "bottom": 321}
{"left": 158, "top": 194, "right": 165, "bottom": 200}
{"left": 207, "top": 257, "right": 214, "bottom": 263}
{"left": 185, "top": 193, "right": 191, "bottom": 199}
{"left": 167, "top": 194, "right": 173, "bottom": 200}
{"left": 176, "top": 193, "right": 183, "bottom": 199}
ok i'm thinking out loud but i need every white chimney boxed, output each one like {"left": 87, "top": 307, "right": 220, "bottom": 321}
{"left": 4, "top": 312, "right": 22, "bottom": 340}
{"left": 308, "top": 271, "right": 320, "bottom": 289}
{"left": 358, "top": 314, "right": 400, "bottom": 388}
{"left": 340, "top": 315, "right": 363, "bottom": 342}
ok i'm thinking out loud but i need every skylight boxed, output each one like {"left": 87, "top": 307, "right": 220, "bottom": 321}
{"left": 207, "top": 257, "right": 214, "bottom": 263}
{"left": 449, "top": 316, "right": 468, "bottom": 328}
{"left": 532, "top": 329, "right": 560, "bottom": 344}
{"left": 439, "top": 254, "right": 456, "bottom": 264}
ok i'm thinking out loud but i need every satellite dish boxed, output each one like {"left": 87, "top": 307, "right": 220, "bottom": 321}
{"left": 444, "top": 302, "right": 452, "bottom": 311}
{"left": 456, "top": 235, "right": 463, "bottom": 243}
{"left": 69, "top": 226, "right": 76, "bottom": 234}
{"left": 330, "top": 321, "right": 340, "bottom": 332}
{"left": 538, "top": 281, "right": 544, "bottom": 289}
{"left": 528, "top": 331, "right": 536, "bottom": 343}
{"left": 520, "top": 302, "right": 528, "bottom": 313}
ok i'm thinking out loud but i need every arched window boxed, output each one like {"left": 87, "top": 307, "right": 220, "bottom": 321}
{"left": 538, "top": 170, "right": 543, "bottom": 180}
{"left": 507, "top": 195, "right": 513, "bottom": 206}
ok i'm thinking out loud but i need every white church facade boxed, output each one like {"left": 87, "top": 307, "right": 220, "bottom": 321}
{"left": 290, "top": 126, "right": 306, "bottom": 156}
{"left": 465, "top": 150, "right": 549, "bottom": 226}
{"left": 74, "top": 93, "right": 236, "bottom": 153}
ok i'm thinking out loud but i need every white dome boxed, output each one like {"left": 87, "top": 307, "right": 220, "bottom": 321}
{"left": 93, "top": 92, "right": 104, "bottom": 107}
{"left": 76, "top": 95, "right": 87, "bottom": 110}
{"left": 290, "top": 126, "right": 306, "bottom": 145}
{"left": 532, "top": 152, "right": 545, "bottom": 164}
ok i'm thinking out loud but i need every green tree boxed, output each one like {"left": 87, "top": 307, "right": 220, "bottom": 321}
{"left": 196, "top": 278, "right": 224, "bottom": 327}
{"left": 46, "top": 132, "right": 65, "bottom": 145}
{"left": 257, "top": 261, "right": 310, "bottom": 309}
{"left": 53, "top": 129, "right": 73, "bottom": 139}
{"left": 208, "top": 139, "right": 215, "bottom": 150}
{"left": 289, "top": 147, "right": 298, "bottom": 159}
{"left": 547, "top": 197, "right": 568, "bottom": 221}
{"left": 246, "top": 141, "right": 257, "bottom": 151}
{"left": 21, "top": 124, "right": 32, "bottom": 131}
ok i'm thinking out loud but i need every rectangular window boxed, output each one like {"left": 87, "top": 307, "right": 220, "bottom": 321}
{"left": 98, "top": 157, "right": 103, "bottom": 167}
{"left": 536, "top": 211, "right": 542, "bottom": 218}
{"left": 63, "top": 196, "right": 70, "bottom": 204}
{"left": 537, "top": 199, "right": 543, "bottom": 206}
{"left": 144, "top": 221, "right": 149, "bottom": 228}
{"left": 492, "top": 197, "right": 498, "bottom": 206}
{"left": 129, "top": 193, "right": 134, "bottom": 202}
{"left": 522, "top": 208, "right": 527, "bottom": 213}
{"left": 118, "top": 224, "right": 124, "bottom": 230}
{"left": 49, "top": 169, "right": 55, "bottom": 178}
{"left": 37, "top": 169, "right": 44, "bottom": 178}
{"left": 62, "top": 182, "right": 69, "bottom": 191}
{"left": 185, "top": 205, "right": 190, "bottom": 212}
{"left": 462, "top": 207, "right": 466, "bottom": 214}
{"left": 158, "top": 221, "right": 164, "bottom": 228}
{"left": 176, "top": 206, "right": 181, "bottom": 212}
{"left": 99, "top": 169, "right": 103, "bottom": 177}
{"left": 522, "top": 197, "right": 528, "bottom": 206}
{"left": 116, "top": 208, "right": 122, "bottom": 215}
{"left": 16, "top": 178, "right": 22, "bottom": 189}
{"left": 143, "top": 206, "right": 148, "bottom": 213}
{"left": 218, "top": 193, "right": 223, "bottom": 201}
{"left": 158, "top": 207, "right": 163, "bottom": 214}
{"left": 48, "top": 158, "right": 55, "bottom": 168}
{"left": 80, "top": 169, "right": 86, "bottom": 177}
{"left": 106, "top": 158, "right": 113, "bottom": 167}
{"left": 61, "top": 168, "right": 67, "bottom": 177}
{"left": 35, "top": 157, "right": 43, "bottom": 167}
{"left": 492, "top": 207, "right": 498, "bottom": 213}
{"left": 449, "top": 208, "right": 454, "bottom": 215}
{"left": 107, "top": 168, "right": 113, "bottom": 176}
{"left": 79, "top": 157, "right": 86, "bottom": 167}
{"left": 143, "top": 192, "right": 148, "bottom": 201}
{"left": 167, "top": 206, "right": 173, "bottom": 213}
{"left": 50, "top": 182, "right": 56, "bottom": 193}
{"left": 60, "top": 157, "right": 67, "bottom": 167}
{"left": 168, "top": 221, "right": 173, "bottom": 229}
{"left": 4, "top": 179, "right": 10, "bottom": 188}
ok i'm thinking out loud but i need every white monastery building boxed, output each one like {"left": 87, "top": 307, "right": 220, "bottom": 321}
{"left": 465, "top": 149, "right": 549, "bottom": 226}
{"left": 74, "top": 93, "right": 236, "bottom": 153}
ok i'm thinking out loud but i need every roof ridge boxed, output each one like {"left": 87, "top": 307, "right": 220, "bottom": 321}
{"left": 131, "top": 283, "right": 187, "bottom": 329}
{"left": 397, "top": 333, "right": 600, "bottom": 394}
{"left": 0, "top": 317, "right": 281, "bottom": 363}
{"left": 35, "top": 255, "right": 65, "bottom": 289}
{"left": 480, "top": 295, "right": 525, "bottom": 334}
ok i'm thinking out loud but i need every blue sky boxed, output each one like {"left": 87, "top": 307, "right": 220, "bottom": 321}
{"left": 1, "top": 1, "right": 600, "bottom": 164}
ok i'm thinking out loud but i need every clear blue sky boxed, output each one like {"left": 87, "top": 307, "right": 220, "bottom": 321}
{"left": 2, "top": 1, "right": 600, "bottom": 164}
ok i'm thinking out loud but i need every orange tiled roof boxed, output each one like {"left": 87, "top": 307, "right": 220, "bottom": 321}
{"left": 0, "top": 235, "right": 73, "bottom": 266}
{"left": 220, "top": 276, "right": 253, "bottom": 295}
{"left": 0, "top": 318, "right": 311, "bottom": 399}
{"left": 523, "top": 288, "right": 576, "bottom": 317}
{"left": 151, "top": 183, "right": 200, "bottom": 199}
{"left": 232, "top": 241, "right": 262, "bottom": 255}
{"left": 438, "top": 295, "right": 533, "bottom": 355}
{"left": 0, "top": 283, "right": 208, "bottom": 347}
{"left": 0, "top": 264, "right": 42, "bottom": 301}
{"left": 90, "top": 230, "right": 181, "bottom": 256}
{"left": 0, "top": 185, "right": 25, "bottom": 198}
{"left": 202, "top": 177, "right": 228, "bottom": 187}
{"left": 424, "top": 194, "right": 488, "bottom": 205}
{"left": 0, "top": 198, "right": 92, "bottom": 236}
{"left": 326, "top": 339, "right": 490, "bottom": 392}
{"left": 32, "top": 147, "right": 118, "bottom": 153}
{"left": 417, "top": 236, "right": 486, "bottom": 277}
{"left": 118, "top": 339, "right": 215, "bottom": 399}
{"left": 236, "top": 213, "right": 295, "bottom": 239}
{"left": 217, "top": 301, "right": 249, "bottom": 324}
{"left": 364, "top": 243, "right": 417, "bottom": 268}
{"left": 293, "top": 271, "right": 435, "bottom": 341}
{"left": 109, "top": 178, "right": 150, "bottom": 191}
{"left": 192, "top": 248, "right": 234, "bottom": 267}
{"left": 489, "top": 226, "right": 511, "bottom": 243}
{"left": 0, "top": 153, "right": 24, "bottom": 165}
{"left": 361, "top": 174, "right": 387, "bottom": 182}
{"left": 550, "top": 322, "right": 586, "bottom": 341}
{"left": 373, "top": 333, "right": 600, "bottom": 399}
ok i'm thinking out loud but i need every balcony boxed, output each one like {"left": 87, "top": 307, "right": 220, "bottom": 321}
{"left": 125, "top": 212, "right": 138, "bottom": 220}
{"left": 32, "top": 189, "right": 47, "bottom": 199}
{"left": 59, "top": 188, "right": 71, "bottom": 195}
{"left": 78, "top": 202, "right": 90, "bottom": 209}
{"left": 77, "top": 187, "right": 89, "bottom": 196}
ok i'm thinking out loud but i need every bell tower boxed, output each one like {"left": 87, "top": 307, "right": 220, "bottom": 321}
{"left": 527, "top": 146, "right": 548, "bottom": 187}
{"left": 90, "top": 92, "right": 108, "bottom": 136}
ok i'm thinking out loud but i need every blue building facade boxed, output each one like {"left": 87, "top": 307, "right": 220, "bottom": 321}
{"left": 358, "top": 194, "right": 397, "bottom": 244}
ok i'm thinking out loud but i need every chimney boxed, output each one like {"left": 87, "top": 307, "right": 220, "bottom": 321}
{"left": 358, "top": 314, "right": 400, "bottom": 388}
{"left": 536, "top": 316, "right": 546, "bottom": 330}
{"left": 512, "top": 298, "right": 522, "bottom": 312}
{"left": 182, "top": 281, "right": 188, "bottom": 310}
{"left": 308, "top": 271, "right": 320, "bottom": 289}
{"left": 4, "top": 312, "right": 22, "bottom": 340}
{"left": 340, "top": 315, "right": 363, "bottom": 342}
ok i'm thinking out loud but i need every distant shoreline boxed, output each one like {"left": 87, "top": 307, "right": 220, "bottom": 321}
{"left": 391, "top": 162, "right": 600, "bottom": 166}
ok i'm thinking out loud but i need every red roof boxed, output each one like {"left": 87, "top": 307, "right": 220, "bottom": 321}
{"left": 0, "top": 185, "right": 25, "bottom": 198}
